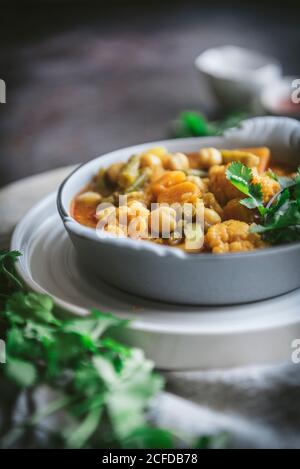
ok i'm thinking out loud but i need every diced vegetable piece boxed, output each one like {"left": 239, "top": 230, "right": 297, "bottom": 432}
{"left": 77, "top": 191, "right": 102, "bottom": 204}
{"left": 125, "top": 167, "right": 151, "bottom": 193}
{"left": 141, "top": 146, "right": 167, "bottom": 158}
{"left": 96, "top": 168, "right": 109, "bottom": 194}
{"left": 157, "top": 181, "right": 200, "bottom": 204}
{"left": 107, "top": 162, "right": 125, "bottom": 184}
{"left": 221, "top": 150, "right": 259, "bottom": 167}
{"left": 151, "top": 171, "right": 186, "bottom": 197}
{"left": 118, "top": 154, "right": 141, "bottom": 188}
{"left": 239, "top": 147, "right": 270, "bottom": 174}
{"left": 185, "top": 168, "right": 208, "bottom": 177}
{"left": 223, "top": 198, "right": 255, "bottom": 223}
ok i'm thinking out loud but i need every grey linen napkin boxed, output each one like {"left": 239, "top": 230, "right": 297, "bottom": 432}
{"left": 153, "top": 362, "right": 300, "bottom": 448}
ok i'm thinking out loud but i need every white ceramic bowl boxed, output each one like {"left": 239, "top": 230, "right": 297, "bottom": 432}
{"left": 58, "top": 117, "right": 300, "bottom": 305}
{"left": 195, "top": 46, "right": 282, "bottom": 109}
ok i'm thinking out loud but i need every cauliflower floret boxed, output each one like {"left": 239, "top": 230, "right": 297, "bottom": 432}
{"left": 251, "top": 169, "right": 280, "bottom": 203}
{"left": 209, "top": 164, "right": 280, "bottom": 206}
{"left": 205, "top": 220, "right": 265, "bottom": 254}
{"left": 209, "top": 165, "right": 240, "bottom": 205}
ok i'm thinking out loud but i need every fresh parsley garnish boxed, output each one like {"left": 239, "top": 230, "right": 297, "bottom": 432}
{"left": 251, "top": 184, "right": 300, "bottom": 244}
{"left": 0, "top": 250, "right": 227, "bottom": 449}
{"left": 171, "top": 111, "right": 249, "bottom": 138}
{"left": 225, "top": 161, "right": 265, "bottom": 214}
{"left": 226, "top": 162, "right": 300, "bottom": 245}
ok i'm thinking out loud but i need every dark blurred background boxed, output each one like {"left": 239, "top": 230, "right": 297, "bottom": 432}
{"left": 0, "top": 0, "right": 300, "bottom": 187}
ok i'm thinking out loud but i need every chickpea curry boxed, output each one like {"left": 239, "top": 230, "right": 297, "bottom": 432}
{"left": 72, "top": 146, "right": 300, "bottom": 254}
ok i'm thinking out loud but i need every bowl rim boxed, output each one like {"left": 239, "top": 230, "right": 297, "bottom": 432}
{"left": 57, "top": 127, "right": 300, "bottom": 262}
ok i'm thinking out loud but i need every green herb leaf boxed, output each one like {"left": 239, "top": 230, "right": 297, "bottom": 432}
{"left": 123, "top": 427, "right": 175, "bottom": 449}
{"left": 250, "top": 176, "right": 300, "bottom": 244}
{"left": 171, "top": 111, "right": 249, "bottom": 138}
{"left": 0, "top": 250, "right": 22, "bottom": 299}
{"left": 5, "top": 356, "right": 37, "bottom": 387}
{"left": 0, "top": 249, "right": 228, "bottom": 449}
{"left": 103, "top": 349, "right": 164, "bottom": 440}
{"left": 225, "top": 161, "right": 264, "bottom": 212}
{"left": 65, "top": 406, "right": 103, "bottom": 449}
{"left": 6, "top": 292, "right": 58, "bottom": 325}
{"left": 180, "top": 112, "right": 216, "bottom": 137}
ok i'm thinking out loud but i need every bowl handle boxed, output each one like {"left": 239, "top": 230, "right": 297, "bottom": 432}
{"left": 224, "top": 116, "right": 300, "bottom": 163}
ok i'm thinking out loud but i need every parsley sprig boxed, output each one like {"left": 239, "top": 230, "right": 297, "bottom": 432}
{"left": 171, "top": 111, "right": 249, "bottom": 138}
{"left": 0, "top": 250, "right": 227, "bottom": 449}
{"left": 225, "top": 161, "right": 265, "bottom": 215}
{"left": 226, "top": 162, "right": 300, "bottom": 245}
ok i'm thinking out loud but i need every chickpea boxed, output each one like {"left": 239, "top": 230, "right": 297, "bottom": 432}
{"left": 140, "top": 153, "right": 162, "bottom": 168}
{"left": 204, "top": 207, "right": 221, "bottom": 231}
{"left": 165, "top": 152, "right": 190, "bottom": 171}
{"left": 77, "top": 191, "right": 101, "bottom": 204}
{"left": 186, "top": 175, "right": 205, "bottom": 192}
{"left": 117, "top": 201, "right": 149, "bottom": 228}
{"left": 107, "top": 162, "right": 125, "bottom": 184}
{"left": 95, "top": 205, "right": 117, "bottom": 229}
{"left": 149, "top": 206, "right": 177, "bottom": 237}
{"left": 104, "top": 224, "right": 126, "bottom": 237}
{"left": 96, "top": 206, "right": 118, "bottom": 232}
{"left": 198, "top": 147, "right": 222, "bottom": 168}
{"left": 117, "top": 205, "right": 131, "bottom": 226}
{"left": 128, "top": 216, "right": 149, "bottom": 239}
{"left": 127, "top": 200, "right": 150, "bottom": 219}
{"left": 95, "top": 205, "right": 116, "bottom": 222}
{"left": 184, "top": 223, "right": 204, "bottom": 252}
{"left": 125, "top": 191, "right": 146, "bottom": 203}
{"left": 194, "top": 198, "right": 205, "bottom": 222}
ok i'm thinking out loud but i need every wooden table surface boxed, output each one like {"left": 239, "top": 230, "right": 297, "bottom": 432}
{"left": 0, "top": 0, "right": 299, "bottom": 188}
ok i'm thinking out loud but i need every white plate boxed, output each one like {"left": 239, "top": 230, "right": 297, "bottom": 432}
{"left": 11, "top": 192, "right": 300, "bottom": 370}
